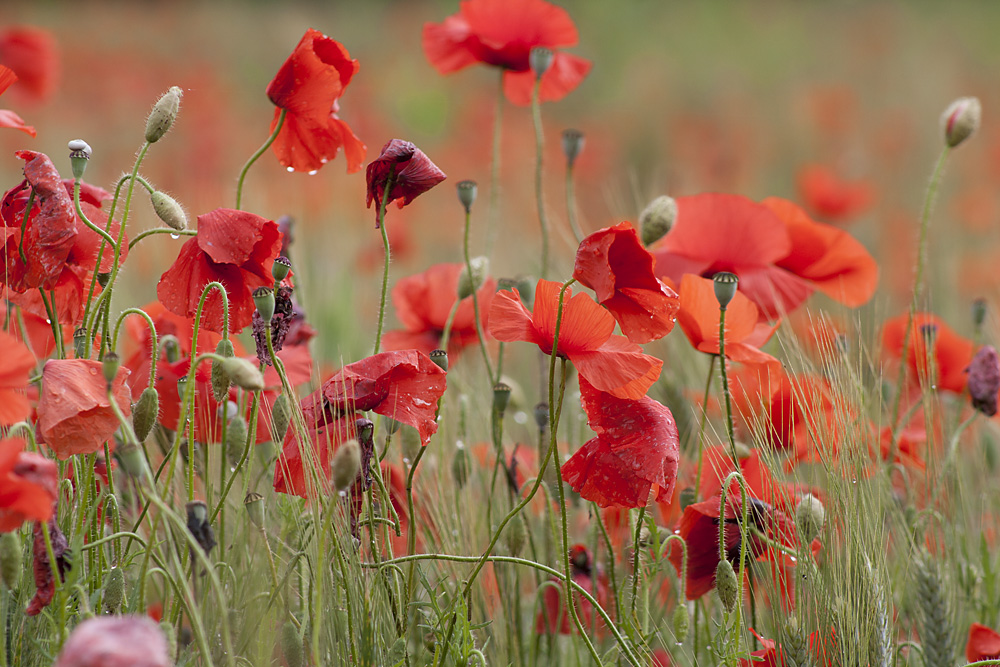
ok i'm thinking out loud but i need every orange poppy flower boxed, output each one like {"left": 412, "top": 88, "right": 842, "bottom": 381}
{"left": 0, "top": 65, "right": 35, "bottom": 136}
{"left": 0, "top": 437, "right": 58, "bottom": 532}
{"left": 0, "top": 26, "right": 58, "bottom": 104}
{"left": 37, "top": 359, "right": 132, "bottom": 459}
{"left": 882, "top": 312, "right": 974, "bottom": 394}
{"left": 573, "top": 221, "right": 679, "bottom": 343}
{"left": 0, "top": 329, "right": 34, "bottom": 427}
{"left": 967, "top": 623, "right": 1000, "bottom": 662}
{"left": 796, "top": 163, "right": 874, "bottom": 224}
{"left": 489, "top": 279, "right": 662, "bottom": 400}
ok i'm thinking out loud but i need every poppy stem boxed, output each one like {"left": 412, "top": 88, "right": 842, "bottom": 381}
{"left": 592, "top": 504, "right": 621, "bottom": 615}
{"left": 111, "top": 308, "right": 159, "bottom": 390}
{"left": 462, "top": 205, "right": 496, "bottom": 384}
{"left": 438, "top": 299, "right": 461, "bottom": 358}
{"left": 485, "top": 70, "right": 504, "bottom": 256}
{"left": 39, "top": 520, "right": 67, "bottom": 648}
{"left": 693, "top": 355, "right": 717, "bottom": 502}
{"left": 373, "top": 169, "right": 397, "bottom": 356}
{"left": 565, "top": 158, "right": 583, "bottom": 244}
{"left": 531, "top": 78, "right": 550, "bottom": 280}
{"left": 628, "top": 504, "right": 647, "bottom": 623}
{"left": 717, "top": 307, "right": 739, "bottom": 465}
{"left": 127, "top": 227, "right": 197, "bottom": 250}
{"left": 36, "top": 288, "right": 63, "bottom": 359}
{"left": 235, "top": 108, "right": 286, "bottom": 210}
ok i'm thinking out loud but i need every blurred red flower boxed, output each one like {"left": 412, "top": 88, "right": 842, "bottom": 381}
{"left": 365, "top": 139, "right": 446, "bottom": 226}
{"left": 797, "top": 164, "right": 874, "bottom": 224}
{"left": 882, "top": 312, "right": 973, "bottom": 394}
{"left": 489, "top": 279, "right": 662, "bottom": 400}
{"left": 156, "top": 208, "right": 281, "bottom": 335}
{"left": 573, "top": 221, "right": 679, "bottom": 343}
{"left": 0, "top": 329, "right": 34, "bottom": 426}
{"left": 739, "top": 630, "right": 782, "bottom": 667}
{"left": 423, "top": 0, "right": 592, "bottom": 106}
{"left": 0, "top": 65, "right": 35, "bottom": 136}
{"left": 0, "top": 437, "right": 58, "bottom": 533}
{"left": 967, "top": 623, "right": 1000, "bottom": 662}
{"left": 381, "top": 262, "right": 495, "bottom": 357}
{"left": 0, "top": 26, "right": 58, "bottom": 104}
{"left": 266, "top": 28, "right": 366, "bottom": 174}
{"left": 54, "top": 616, "right": 171, "bottom": 667}
{"left": 535, "top": 544, "right": 611, "bottom": 635}
{"left": 37, "top": 359, "right": 132, "bottom": 459}
{"left": 562, "top": 376, "right": 679, "bottom": 508}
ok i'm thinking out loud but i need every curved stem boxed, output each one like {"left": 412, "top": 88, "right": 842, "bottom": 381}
{"left": 628, "top": 505, "right": 647, "bottom": 622}
{"left": 128, "top": 227, "right": 196, "bottom": 250}
{"left": 693, "top": 355, "right": 716, "bottom": 502}
{"left": 236, "top": 108, "right": 286, "bottom": 210}
{"left": 112, "top": 307, "right": 158, "bottom": 389}
{"left": 372, "top": 169, "right": 397, "bottom": 355}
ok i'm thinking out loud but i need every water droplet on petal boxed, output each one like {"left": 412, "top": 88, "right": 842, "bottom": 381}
{"left": 44, "top": 318, "right": 51, "bottom": 324}
{"left": 307, "top": 169, "right": 318, "bottom": 176}
{"left": 286, "top": 166, "right": 295, "bottom": 173}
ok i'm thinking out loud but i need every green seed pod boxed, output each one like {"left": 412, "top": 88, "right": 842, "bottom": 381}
{"left": 253, "top": 286, "right": 275, "bottom": 324}
{"left": 102, "top": 352, "right": 120, "bottom": 388}
{"left": 456, "top": 180, "right": 477, "bottom": 214}
{"left": 529, "top": 47, "right": 553, "bottom": 79}
{"left": 244, "top": 492, "right": 265, "bottom": 530}
{"left": 795, "top": 494, "right": 826, "bottom": 544}
{"left": 452, "top": 445, "right": 470, "bottom": 489}
{"left": 429, "top": 348, "right": 448, "bottom": 371}
{"left": 672, "top": 603, "right": 690, "bottom": 640}
{"left": 492, "top": 382, "right": 512, "bottom": 415}
{"left": 280, "top": 621, "right": 304, "bottom": 667}
{"left": 0, "top": 531, "right": 21, "bottom": 589}
{"left": 103, "top": 566, "right": 126, "bottom": 613}
{"left": 713, "top": 272, "right": 739, "bottom": 309}
{"left": 272, "top": 256, "right": 292, "bottom": 283}
{"left": 270, "top": 394, "right": 291, "bottom": 442}
{"left": 150, "top": 190, "right": 188, "bottom": 231}
{"left": 225, "top": 415, "right": 249, "bottom": 466}
{"left": 68, "top": 139, "right": 92, "bottom": 180}
{"left": 132, "top": 386, "right": 160, "bottom": 442}
{"left": 145, "top": 86, "right": 183, "bottom": 143}
{"left": 561, "top": 129, "right": 585, "bottom": 168}
{"left": 331, "top": 440, "right": 362, "bottom": 492}
{"left": 211, "top": 339, "right": 235, "bottom": 401}
{"left": 505, "top": 514, "right": 527, "bottom": 557}
{"left": 715, "top": 559, "right": 739, "bottom": 613}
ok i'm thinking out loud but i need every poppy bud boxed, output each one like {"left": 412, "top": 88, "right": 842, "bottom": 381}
{"left": 429, "top": 348, "right": 448, "bottom": 371}
{"left": 493, "top": 382, "right": 512, "bottom": 415}
{"left": 458, "top": 256, "right": 489, "bottom": 300}
{"left": 256, "top": 440, "right": 277, "bottom": 466}
{"left": 715, "top": 559, "right": 739, "bottom": 613}
{"left": 713, "top": 272, "right": 739, "bottom": 310}
{"left": 639, "top": 195, "right": 678, "bottom": 247}
{"left": 211, "top": 339, "right": 235, "bottom": 401}
{"left": 458, "top": 394, "right": 470, "bottom": 441}
{"left": 561, "top": 129, "right": 585, "bottom": 168}
{"left": 118, "top": 442, "right": 146, "bottom": 479}
{"left": 795, "top": 494, "right": 825, "bottom": 544}
{"left": 161, "top": 335, "right": 180, "bottom": 363}
{"left": 220, "top": 357, "right": 265, "bottom": 393}
{"left": 941, "top": 96, "right": 981, "bottom": 148}
{"left": 225, "top": 415, "right": 249, "bottom": 465}
{"left": 150, "top": 191, "right": 188, "bottom": 231}
{"left": 529, "top": 47, "right": 553, "bottom": 80}
{"left": 101, "top": 352, "right": 120, "bottom": 389}
{"left": 145, "top": 86, "right": 183, "bottom": 144}
{"left": 534, "top": 402, "right": 549, "bottom": 431}
{"left": 457, "top": 180, "right": 477, "bottom": 214}
{"left": 272, "top": 256, "right": 292, "bottom": 283}
{"left": 452, "top": 444, "right": 469, "bottom": 488}
{"left": 973, "top": 298, "right": 988, "bottom": 329}
{"left": 185, "top": 500, "right": 216, "bottom": 555}
{"left": 160, "top": 620, "right": 177, "bottom": 662}
{"left": 270, "top": 393, "right": 291, "bottom": 442}
{"left": 103, "top": 566, "right": 126, "bottom": 613}
{"left": 73, "top": 327, "right": 88, "bottom": 359}
{"left": 281, "top": 621, "right": 304, "bottom": 667}
{"left": 505, "top": 514, "right": 527, "bottom": 557}
{"left": 0, "top": 531, "right": 21, "bottom": 589}
{"left": 132, "top": 386, "right": 160, "bottom": 442}
{"left": 331, "top": 440, "right": 362, "bottom": 492}
{"left": 672, "top": 604, "right": 690, "bottom": 640}
{"left": 244, "top": 492, "right": 265, "bottom": 530}
{"left": 97, "top": 272, "right": 112, "bottom": 287}
{"left": 253, "top": 286, "right": 275, "bottom": 324}
{"left": 68, "top": 139, "right": 91, "bottom": 180}
{"left": 967, "top": 345, "right": 1000, "bottom": 417}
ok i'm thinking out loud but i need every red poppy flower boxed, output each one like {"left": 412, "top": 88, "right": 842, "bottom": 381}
{"left": 796, "top": 164, "right": 874, "bottom": 224}
{"left": 739, "top": 630, "right": 783, "bottom": 667}
{"left": 573, "top": 221, "right": 679, "bottom": 343}
{"left": 381, "top": 262, "right": 495, "bottom": 357}
{"left": 423, "top": 0, "right": 592, "bottom": 106}
{"left": 266, "top": 29, "right": 366, "bottom": 174}
{"left": 273, "top": 414, "right": 357, "bottom": 498}
{"left": 0, "top": 26, "right": 58, "bottom": 104}
{"left": 967, "top": 623, "right": 1000, "bottom": 662}
{"left": 489, "top": 279, "right": 662, "bottom": 400}
{"left": 882, "top": 312, "right": 974, "bottom": 395}
{"left": 561, "top": 376, "right": 679, "bottom": 508}
{"left": 535, "top": 544, "right": 611, "bottom": 635}
{"left": 0, "top": 65, "right": 35, "bottom": 136}
{"left": 37, "top": 359, "right": 132, "bottom": 459}
{"left": 0, "top": 329, "right": 34, "bottom": 426}
{"left": 365, "top": 139, "right": 446, "bottom": 226}
{"left": 0, "top": 437, "right": 58, "bottom": 533}
{"left": 157, "top": 208, "right": 281, "bottom": 335}
{"left": 54, "top": 616, "right": 171, "bottom": 667}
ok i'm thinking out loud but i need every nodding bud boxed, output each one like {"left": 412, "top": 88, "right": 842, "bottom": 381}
{"left": 795, "top": 494, "right": 826, "bottom": 544}
{"left": 452, "top": 444, "right": 469, "bottom": 488}
{"left": 493, "top": 382, "right": 512, "bottom": 415}
{"left": 456, "top": 180, "right": 477, "bottom": 213}
{"left": 132, "top": 386, "right": 159, "bottom": 442}
{"left": 331, "top": 440, "right": 362, "bottom": 492}
{"left": 281, "top": 621, "right": 304, "bottom": 667}
{"left": 457, "top": 256, "right": 489, "bottom": 299}
{"left": 973, "top": 298, "right": 988, "bottom": 329}
{"left": 639, "top": 195, "right": 678, "bottom": 247}
{"left": 211, "top": 339, "right": 235, "bottom": 401}
{"left": 505, "top": 514, "right": 527, "bottom": 557}
{"left": 244, "top": 492, "right": 265, "bottom": 530}
{"left": 220, "top": 357, "right": 265, "bottom": 392}
{"left": 272, "top": 256, "right": 292, "bottom": 283}
{"left": 529, "top": 47, "right": 553, "bottom": 79}
{"left": 713, "top": 272, "right": 739, "bottom": 309}
{"left": 103, "top": 567, "right": 125, "bottom": 613}
{"left": 561, "top": 129, "right": 585, "bottom": 167}
{"left": 672, "top": 604, "right": 690, "bottom": 640}
{"left": 101, "top": 353, "right": 120, "bottom": 388}
{"left": 150, "top": 191, "right": 188, "bottom": 231}
{"left": 253, "top": 286, "right": 275, "bottom": 324}
{"left": 534, "top": 402, "right": 549, "bottom": 431}
{"left": 73, "top": 327, "right": 88, "bottom": 359}
{"left": 270, "top": 393, "right": 291, "bottom": 442}
{"left": 118, "top": 442, "right": 146, "bottom": 478}
{"left": 0, "top": 531, "right": 21, "bottom": 590}
{"left": 160, "top": 334, "right": 180, "bottom": 363}
{"left": 941, "top": 96, "right": 981, "bottom": 148}
{"left": 715, "top": 559, "right": 739, "bottom": 613}
{"left": 967, "top": 345, "right": 1000, "bottom": 417}
{"left": 429, "top": 348, "right": 448, "bottom": 371}
{"left": 68, "top": 139, "right": 92, "bottom": 180}
{"left": 225, "top": 415, "right": 249, "bottom": 465}
{"left": 145, "top": 86, "right": 183, "bottom": 143}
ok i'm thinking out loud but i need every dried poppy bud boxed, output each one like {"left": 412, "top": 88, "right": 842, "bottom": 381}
{"left": 639, "top": 195, "right": 678, "bottom": 247}
{"left": 145, "top": 86, "right": 182, "bottom": 144}
{"left": 456, "top": 180, "right": 477, "bottom": 213}
{"left": 132, "top": 387, "right": 160, "bottom": 442}
{"left": 67, "top": 139, "right": 91, "bottom": 180}
{"left": 219, "top": 357, "right": 265, "bottom": 393}
{"left": 561, "top": 129, "right": 585, "bottom": 168}
{"left": 101, "top": 352, "right": 120, "bottom": 389}
{"left": 244, "top": 492, "right": 265, "bottom": 530}
{"left": 713, "top": 272, "right": 739, "bottom": 309}
{"left": 253, "top": 286, "right": 275, "bottom": 324}
{"left": 493, "top": 382, "right": 512, "bottom": 415}
{"left": 795, "top": 494, "right": 825, "bottom": 544}
{"left": 530, "top": 47, "right": 553, "bottom": 79}
{"left": 968, "top": 345, "right": 1000, "bottom": 417}
{"left": 715, "top": 559, "right": 739, "bottom": 613}
{"left": 452, "top": 444, "right": 469, "bottom": 488}
{"left": 103, "top": 566, "right": 126, "bottom": 613}
{"left": 185, "top": 500, "right": 216, "bottom": 555}
{"left": 458, "top": 256, "right": 489, "bottom": 299}
{"left": 225, "top": 415, "right": 249, "bottom": 465}
{"left": 270, "top": 394, "right": 291, "bottom": 442}
{"left": 150, "top": 191, "right": 188, "bottom": 231}
{"left": 211, "top": 339, "right": 235, "bottom": 401}
{"left": 941, "top": 96, "right": 981, "bottom": 148}
{"left": 272, "top": 256, "right": 292, "bottom": 283}
{"left": 672, "top": 604, "right": 690, "bottom": 640}
{"left": 0, "top": 531, "right": 21, "bottom": 589}
{"left": 429, "top": 348, "right": 448, "bottom": 372}
{"left": 332, "top": 440, "right": 362, "bottom": 492}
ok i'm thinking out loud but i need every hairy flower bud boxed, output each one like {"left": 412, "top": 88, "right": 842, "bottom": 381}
{"left": 225, "top": 415, "right": 249, "bottom": 465}
{"left": 795, "top": 494, "right": 826, "bottom": 544}
{"left": 452, "top": 444, "right": 470, "bottom": 488}
{"left": 150, "top": 191, "right": 188, "bottom": 231}
{"left": 101, "top": 352, "right": 120, "bottom": 388}
{"left": 941, "top": 96, "right": 981, "bottom": 148}
{"left": 639, "top": 195, "right": 678, "bottom": 247}
{"left": 0, "top": 532, "right": 21, "bottom": 589}
{"left": 103, "top": 566, "right": 126, "bottom": 613}
{"left": 715, "top": 559, "right": 739, "bottom": 613}
{"left": 132, "top": 387, "right": 160, "bottom": 442}
{"left": 145, "top": 86, "right": 183, "bottom": 143}
{"left": 270, "top": 393, "right": 291, "bottom": 442}
{"left": 672, "top": 604, "right": 690, "bottom": 640}
{"left": 118, "top": 443, "right": 146, "bottom": 479}
{"left": 281, "top": 621, "right": 304, "bottom": 667}
{"left": 211, "top": 339, "right": 235, "bottom": 401}
{"left": 220, "top": 357, "right": 265, "bottom": 393}
{"left": 505, "top": 514, "right": 527, "bottom": 557}
{"left": 332, "top": 440, "right": 362, "bottom": 492}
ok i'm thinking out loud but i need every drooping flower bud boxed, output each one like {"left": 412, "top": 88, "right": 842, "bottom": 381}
{"left": 220, "top": 357, "right": 265, "bottom": 393}
{"left": 0, "top": 531, "right": 21, "bottom": 589}
{"left": 429, "top": 348, "right": 448, "bottom": 372}
{"left": 458, "top": 256, "right": 489, "bottom": 299}
{"left": 505, "top": 514, "right": 527, "bottom": 557}
{"left": 493, "top": 382, "right": 512, "bottom": 415}
{"left": 68, "top": 139, "right": 91, "bottom": 180}
{"left": 101, "top": 352, "right": 120, "bottom": 389}
{"left": 272, "top": 256, "right": 292, "bottom": 283}
{"left": 225, "top": 415, "right": 249, "bottom": 465}
{"left": 103, "top": 566, "right": 126, "bottom": 613}
{"left": 713, "top": 272, "right": 739, "bottom": 309}
{"left": 253, "top": 286, "right": 275, "bottom": 324}
{"left": 132, "top": 387, "right": 159, "bottom": 442}
{"left": 244, "top": 492, "right": 265, "bottom": 530}
{"left": 941, "top": 96, "right": 981, "bottom": 148}
{"left": 561, "top": 129, "right": 585, "bottom": 168}
{"left": 331, "top": 440, "right": 362, "bottom": 492}
{"left": 639, "top": 195, "right": 678, "bottom": 247}
{"left": 270, "top": 393, "right": 291, "bottom": 442}
{"left": 795, "top": 494, "right": 826, "bottom": 544}
{"left": 452, "top": 443, "right": 469, "bottom": 488}
{"left": 457, "top": 180, "right": 477, "bottom": 214}
{"left": 529, "top": 47, "right": 553, "bottom": 79}
{"left": 150, "top": 191, "right": 188, "bottom": 231}
{"left": 967, "top": 345, "right": 1000, "bottom": 417}
{"left": 211, "top": 339, "right": 235, "bottom": 401}
{"left": 715, "top": 559, "right": 739, "bottom": 613}
{"left": 672, "top": 604, "right": 690, "bottom": 640}
{"left": 281, "top": 621, "right": 304, "bottom": 667}
{"left": 118, "top": 442, "right": 146, "bottom": 479}
{"left": 145, "top": 86, "right": 183, "bottom": 144}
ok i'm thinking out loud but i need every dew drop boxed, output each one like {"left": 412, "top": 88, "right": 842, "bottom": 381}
{"left": 402, "top": 457, "right": 411, "bottom": 466}
{"left": 514, "top": 411, "right": 528, "bottom": 425}
{"left": 451, "top": 529, "right": 459, "bottom": 537}
{"left": 170, "top": 233, "right": 180, "bottom": 240}
{"left": 44, "top": 318, "right": 51, "bottom": 324}
{"left": 338, "top": 490, "right": 347, "bottom": 498}
{"left": 308, "top": 169, "right": 318, "bottom": 176}
{"left": 286, "top": 166, "right": 295, "bottom": 173}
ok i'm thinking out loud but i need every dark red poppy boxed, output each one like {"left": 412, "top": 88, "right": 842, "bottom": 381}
{"left": 0, "top": 329, "right": 34, "bottom": 426}
{"left": 54, "top": 616, "right": 171, "bottom": 667}
{"left": 489, "top": 279, "right": 662, "bottom": 400}
{"left": 381, "top": 263, "right": 495, "bottom": 357}
{"left": 0, "top": 437, "right": 58, "bottom": 533}
{"left": 967, "top": 623, "right": 1000, "bottom": 662}
{"left": 266, "top": 28, "right": 366, "bottom": 174}
{"left": 157, "top": 208, "right": 282, "bottom": 335}
{"left": 37, "top": 359, "right": 132, "bottom": 459}
{"left": 797, "top": 164, "right": 874, "bottom": 224}
{"left": 423, "top": 0, "right": 592, "bottom": 106}
{"left": 882, "top": 312, "right": 973, "bottom": 394}
{"left": 535, "top": 544, "right": 611, "bottom": 635}
{"left": 967, "top": 345, "right": 1000, "bottom": 416}
{"left": 0, "top": 26, "right": 58, "bottom": 104}
{"left": 561, "top": 376, "right": 679, "bottom": 508}
{"left": 26, "top": 518, "right": 70, "bottom": 616}
{"left": 0, "top": 65, "right": 35, "bottom": 136}
{"left": 573, "top": 221, "right": 679, "bottom": 343}
{"left": 365, "top": 139, "right": 446, "bottom": 226}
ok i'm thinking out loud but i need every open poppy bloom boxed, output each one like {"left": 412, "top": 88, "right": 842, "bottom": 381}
{"left": 535, "top": 544, "right": 611, "bottom": 635}
{"left": 796, "top": 163, "right": 874, "bottom": 224}
{"left": 423, "top": 0, "right": 592, "bottom": 106}
{"left": 365, "top": 139, "right": 446, "bottom": 226}
{"left": 0, "top": 437, "right": 58, "bottom": 533}
{"left": 0, "top": 329, "right": 34, "bottom": 426}
{"left": 882, "top": 312, "right": 974, "bottom": 394}
{"left": 266, "top": 28, "right": 366, "bottom": 174}
{"left": 561, "top": 376, "right": 679, "bottom": 508}
{"left": 489, "top": 279, "right": 662, "bottom": 400}
{"left": 54, "top": 616, "right": 171, "bottom": 667}
{"left": 0, "top": 65, "right": 35, "bottom": 136}
{"left": 573, "top": 221, "right": 679, "bottom": 343}
{"left": 37, "top": 359, "right": 132, "bottom": 459}
{"left": 381, "top": 262, "right": 495, "bottom": 357}
{"left": 157, "top": 208, "right": 282, "bottom": 335}
{"left": 0, "top": 26, "right": 58, "bottom": 105}
{"left": 967, "top": 623, "right": 1000, "bottom": 662}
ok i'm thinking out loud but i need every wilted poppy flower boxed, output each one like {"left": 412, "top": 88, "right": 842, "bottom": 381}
{"left": 0, "top": 437, "right": 58, "bottom": 532}
{"left": 37, "top": 359, "right": 132, "bottom": 459}
{"left": 882, "top": 312, "right": 974, "bottom": 394}
{"left": 381, "top": 263, "right": 495, "bottom": 356}
{"left": 157, "top": 208, "right": 282, "bottom": 335}
{"left": 489, "top": 279, "right": 662, "bottom": 400}
{"left": 26, "top": 518, "right": 70, "bottom": 616}
{"left": 967, "top": 345, "right": 1000, "bottom": 416}
{"left": 365, "top": 139, "right": 446, "bottom": 226}
{"left": 561, "top": 377, "right": 679, "bottom": 508}
{"left": 54, "top": 616, "right": 170, "bottom": 667}
{"left": 423, "top": 0, "right": 592, "bottom": 106}
{"left": 266, "top": 28, "right": 366, "bottom": 174}
{"left": 0, "top": 65, "right": 35, "bottom": 136}
{"left": 573, "top": 221, "right": 679, "bottom": 343}
{"left": 967, "top": 623, "right": 1000, "bottom": 662}
{"left": 0, "top": 329, "right": 34, "bottom": 426}
{"left": 797, "top": 164, "right": 874, "bottom": 224}
{"left": 0, "top": 26, "right": 58, "bottom": 104}
{"left": 535, "top": 544, "right": 611, "bottom": 635}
